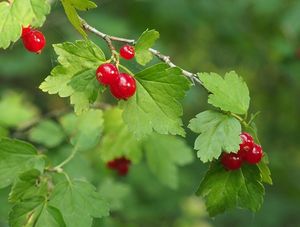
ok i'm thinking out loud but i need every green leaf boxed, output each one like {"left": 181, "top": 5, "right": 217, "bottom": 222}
{"left": 143, "top": 134, "right": 194, "bottom": 189}
{"left": 197, "top": 162, "right": 264, "bottom": 217}
{"left": 188, "top": 110, "right": 241, "bottom": 162}
{"left": 0, "top": 91, "right": 39, "bottom": 128}
{"left": 9, "top": 197, "right": 66, "bottom": 227}
{"left": 198, "top": 71, "right": 250, "bottom": 115}
{"left": 50, "top": 179, "right": 109, "bottom": 227}
{"left": 258, "top": 159, "right": 272, "bottom": 185}
{"left": 135, "top": 29, "right": 160, "bottom": 65}
{"left": 29, "top": 120, "right": 66, "bottom": 148}
{"left": 0, "top": 0, "right": 50, "bottom": 49}
{"left": 99, "top": 108, "right": 142, "bottom": 163}
{"left": 59, "top": 109, "right": 103, "bottom": 151}
{"left": 0, "top": 138, "right": 44, "bottom": 189}
{"left": 70, "top": 0, "right": 97, "bottom": 11}
{"left": 99, "top": 178, "right": 131, "bottom": 211}
{"left": 9, "top": 169, "right": 47, "bottom": 203}
{"left": 61, "top": 0, "right": 86, "bottom": 37}
{"left": 40, "top": 40, "right": 105, "bottom": 114}
{"left": 121, "top": 64, "right": 190, "bottom": 138}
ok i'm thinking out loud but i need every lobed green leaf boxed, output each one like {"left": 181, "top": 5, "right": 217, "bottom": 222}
{"left": 135, "top": 29, "right": 160, "bottom": 65}
{"left": 198, "top": 71, "right": 250, "bottom": 115}
{"left": 121, "top": 63, "right": 190, "bottom": 139}
{"left": 188, "top": 110, "right": 242, "bottom": 162}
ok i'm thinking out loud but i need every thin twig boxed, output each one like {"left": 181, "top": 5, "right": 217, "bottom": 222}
{"left": 82, "top": 22, "right": 202, "bottom": 85}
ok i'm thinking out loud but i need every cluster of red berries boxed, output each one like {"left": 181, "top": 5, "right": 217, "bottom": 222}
{"left": 221, "top": 132, "right": 263, "bottom": 170}
{"left": 21, "top": 26, "right": 46, "bottom": 54}
{"left": 107, "top": 157, "right": 131, "bottom": 176}
{"left": 96, "top": 45, "right": 136, "bottom": 100}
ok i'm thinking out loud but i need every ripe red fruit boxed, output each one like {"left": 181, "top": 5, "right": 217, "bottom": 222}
{"left": 96, "top": 63, "right": 119, "bottom": 86}
{"left": 244, "top": 144, "right": 263, "bottom": 164}
{"left": 240, "top": 132, "right": 254, "bottom": 144}
{"left": 110, "top": 73, "right": 136, "bottom": 99}
{"left": 221, "top": 152, "right": 243, "bottom": 170}
{"left": 22, "top": 29, "right": 46, "bottom": 53}
{"left": 120, "top": 45, "right": 135, "bottom": 60}
{"left": 106, "top": 157, "right": 131, "bottom": 176}
{"left": 22, "top": 26, "right": 31, "bottom": 37}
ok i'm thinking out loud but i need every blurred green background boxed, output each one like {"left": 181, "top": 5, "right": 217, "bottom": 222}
{"left": 0, "top": 0, "right": 300, "bottom": 226}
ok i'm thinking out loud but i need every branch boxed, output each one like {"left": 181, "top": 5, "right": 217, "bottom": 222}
{"left": 82, "top": 22, "right": 202, "bottom": 85}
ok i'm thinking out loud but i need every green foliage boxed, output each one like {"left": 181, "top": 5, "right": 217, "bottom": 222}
{"left": 0, "top": 138, "right": 44, "bottom": 189}
{"left": 9, "top": 169, "right": 47, "bottom": 203}
{"left": 0, "top": 0, "right": 50, "bottom": 49}
{"left": 188, "top": 110, "right": 242, "bottom": 162}
{"left": 197, "top": 162, "right": 264, "bottom": 217}
{"left": 143, "top": 134, "right": 194, "bottom": 189}
{"left": 49, "top": 178, "right": 109, "bottom": 227}
{"left": 198, "top": 71, "right": 250, "bottom": 115}
{"left": 99, "top": 108, "right": 142, "bottom": 163}
{"left": 61, "top": 0, "right": 97, "bottom": 37}
{"left": 135, "top": 29, "right": 160, "bottom": 65}
{"left": 29, "top": 120, "right": 66, "bottom": 148}
{"left": 40, "top": 41, "right": 105, "bottom": 114}
{"left": 0, "top": 91, "right": 39, "bottom": 128}
{"left": 121, "top": 64, "right": 190, "bottom": 138}
{"left": 59, "top": 109, "right": 103, "bottom": 151}
{"left": 9, "top": 197, "right": 66, "bottom": 227}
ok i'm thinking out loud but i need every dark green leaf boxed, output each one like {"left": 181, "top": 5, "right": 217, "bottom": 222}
{"left": 121, "top": 64, "right": 190, "bottom": 138}
{"left": 197, "top": 162, "right": 264, "bottom": 217}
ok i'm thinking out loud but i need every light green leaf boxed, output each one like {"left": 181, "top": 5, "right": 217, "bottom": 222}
{"left": 198, "top": 71, "right": 250, "bottom": 115}
{"left": 121, "top": 64, "right": 190, "bottom": 139}
{"left": 9, "top": 197, "right": 66, "bottom": 227}
{"left": 99, "top": 108, "right": 142, "bottom": 163}
{"left": 70, "top": 0, "right": 97, "bottom": 11}
{"left": 29, "top": 120, "right": 66, "bottom": 148}
{"left": 143, "top": 134, "right": 194, "bottom": 189}
{"left": 0, "top": 91, "right": 39, "bottom": 128}
{"left": 59, "top": 109, "right": 103, "bottom": 151}
{"left": 40, "top": 40, "right": 105, "bottom": 114}
{"left": 9, "top": 169, "right": 47, "bottom": 203}
{"left": 50, "top": 179, "right": 109, "bottom": 227}
{"left": 188, "top": 110, "right": 242, "bottom": 162}
{"left": 99, "top": 178, "right": 131, "bottom": 211}
{"left": 61, "top": 0, "right": 86, "bottom": 37}
{"left": 0, "top": 0, "right": 50, "bottom": 49}
{"left": 197, "top": 162, "right": 264, "bottom": 217}
{"left": 135, "top": 29, "right": 160, "bottom": 65}
{"left": 0, "top": 138, "right": 44, "bottom": 189}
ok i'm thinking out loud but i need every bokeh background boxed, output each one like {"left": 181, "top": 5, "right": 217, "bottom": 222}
{"left": 0, "top": 0, "right": 300, "bottom": 226}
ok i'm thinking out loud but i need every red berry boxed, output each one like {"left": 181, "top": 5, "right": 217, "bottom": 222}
{"left": 106, "top": 157, "right": 131, "bottom": 176}
{"left": 22, "top": 26, "right": 31, "bottom": 37}
{"left": 244, "top": 144, "right": 263, "bottom": 164}
{"left": 96, "top": 63, "right": 119, "bottom": 86}
{"left": 120, "top": 45, "right": 135, "bottom": 60}
{"left": 110, "top": 73, "right": 136, "bottom": 99}
{"left": 117, "top": 163, "right": 129, "bottom": 176}
{"left": 240, "top": 132, "right": 254, "bottom": 144}
{"left": 221, "top": 152, "right": 243, "bottom": 170}
{"left": 22, "top": 30, "right": 46, "bottom": 53}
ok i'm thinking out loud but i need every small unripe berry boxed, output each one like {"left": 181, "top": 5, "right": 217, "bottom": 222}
{"left": 110, "top": 73, "right": 136, "bottom": 99}
{"left": 244, "top": 144, "right": 263, "bottom": 164}
{"left": 120, "top": 45, "right": 135, "bottom": 60}
{"left": 22, "top": 29, "right": 46, "bottom": 54}
{"left": 221, "top": 152, "right": 243, "bottom": 170}
{"left": 96, "top": 63, "right": 119, "bottom": 86}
